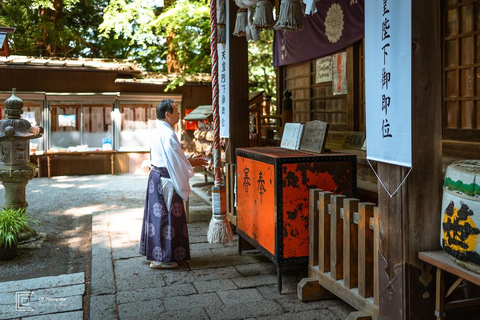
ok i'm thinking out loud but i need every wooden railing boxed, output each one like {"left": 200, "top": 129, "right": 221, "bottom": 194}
{"left": 298, "top": 189, "right": 380, "bottom": 320}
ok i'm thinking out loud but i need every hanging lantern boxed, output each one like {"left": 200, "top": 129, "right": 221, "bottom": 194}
{"left": 253, "top": 0, "right": 275, "bottom": 29}
{"left": 274, "top": 0, "right": 304, "bottom": 31}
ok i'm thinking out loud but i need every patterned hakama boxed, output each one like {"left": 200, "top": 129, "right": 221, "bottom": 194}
{"left": 139, "top": 167, "right": 190, "bottom": 262}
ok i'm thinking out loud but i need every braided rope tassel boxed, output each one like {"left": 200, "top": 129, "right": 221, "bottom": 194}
{"left": 210, "top": 0, "right": 222, "bottom": 187}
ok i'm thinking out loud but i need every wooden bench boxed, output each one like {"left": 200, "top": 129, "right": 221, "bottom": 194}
{"left": 419, "top": 250, "right": 480, "bottom": 319}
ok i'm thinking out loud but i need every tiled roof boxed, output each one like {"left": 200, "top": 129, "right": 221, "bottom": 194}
{"left": 0, "top": 55, "right": 212, "bottom": 84}
{"left": 0, "top": 55, "right": 141, "bottom": 72}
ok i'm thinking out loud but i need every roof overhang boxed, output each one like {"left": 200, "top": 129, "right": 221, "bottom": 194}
{"left": 184, "top": 105, "right": 213, "bottom": 120}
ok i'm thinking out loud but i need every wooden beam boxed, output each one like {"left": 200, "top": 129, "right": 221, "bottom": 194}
{"left": 377, "top": 1, "right": 442, "bottom": 319}
{"left": 309, "top": 265, "right": 379, "bottom": 319}
{"left": 297, "top": 277, "right": 335, "bottom": 302}
{"left": 226, "top": 0, "right": 249, "bottom": 164}
{"left": 358, "top": 202, "right": 375, "bottom": 298}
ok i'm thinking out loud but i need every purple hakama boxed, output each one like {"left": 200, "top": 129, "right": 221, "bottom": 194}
{"left": 139, "top": 167, "right": 190, "bottom": 262}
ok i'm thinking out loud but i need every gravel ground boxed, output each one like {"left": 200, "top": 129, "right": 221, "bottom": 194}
{"left": 0, "top": 173, "right": 210, "bottom": 282}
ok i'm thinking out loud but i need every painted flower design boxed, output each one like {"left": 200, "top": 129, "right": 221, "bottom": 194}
{"left": 147, "top": 222, "right": 155, "bottom": 237}
{"left": 172, "top": 202, "right": 184, "bottom": 217}
{"left": 152, "top": 246, "right": 165, "bottom": 261}
{"left": 153, "top": 202, "right": 162, "bottom": 217}
{"left": 149, "top": 180, "right": 154, "bottom": 193}
{"left": 325, "top": 3, "right": 344, "bottom": 44}
{"left": 174, "top": 247, "right": 187, "bottom": 261}
{"left": 162, "top": 225, "right": 175, "bottom": 240}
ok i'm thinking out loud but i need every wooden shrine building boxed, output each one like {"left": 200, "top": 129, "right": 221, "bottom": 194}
{"left": 223, "top": 0, "right": 480, "bottom": 319}
{"left": 0, "top": 55, "right": 212, "bottom": 176}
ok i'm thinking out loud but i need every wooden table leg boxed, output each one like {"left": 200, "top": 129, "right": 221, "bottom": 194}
{"left": 47, "top": 155, "right": 51, "bottom": 178}
{"left": 37, "top": 157, "right": 41, "bottom": 177}
{"left": 435, "top": 267, "right": 445, "bottom": 320}
{"left": 110, "top": 153, "right": 114, "bottom": 175}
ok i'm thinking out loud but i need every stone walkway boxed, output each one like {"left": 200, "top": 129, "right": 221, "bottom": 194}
{"left": 89, "top": 205, "right": 354, "bottom": 319}
{"left": 0, "top": 273, "right": 84, "bottom": 319}
{"left": 0, "top": 174, "right": 355, "bottom": 319}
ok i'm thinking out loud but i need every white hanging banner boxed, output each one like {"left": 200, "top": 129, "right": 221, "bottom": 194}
{"left": 219, "top": 39, "right": 230, "bottom": 137}
{"left": 365, "top": 0, "right": 412, "bottom": 167}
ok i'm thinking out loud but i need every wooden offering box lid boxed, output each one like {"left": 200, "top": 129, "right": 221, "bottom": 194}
{"left": 237, "top": 147, "right": 355, "bottom": 162}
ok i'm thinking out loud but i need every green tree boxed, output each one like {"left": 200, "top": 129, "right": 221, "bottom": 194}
{"left": 0, "top": 0, "right": 136, "bottom": 58}
{"left": 248, "top": 29, "right": 276, "bottom": 106}
{"left": 100, "top": 0, "right": 211, "bottom": 75}
{"left": 1, "top": 0, "right": 275, "bottom": 99}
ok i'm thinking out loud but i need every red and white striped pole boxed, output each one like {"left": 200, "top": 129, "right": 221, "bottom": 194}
{"left": 210, "top": 0, "right": 222, "bottom": 187}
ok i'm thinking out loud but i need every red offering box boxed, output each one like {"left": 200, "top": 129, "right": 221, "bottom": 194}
{"left": 236, "top": 147, "right": 356, "bottom": 265}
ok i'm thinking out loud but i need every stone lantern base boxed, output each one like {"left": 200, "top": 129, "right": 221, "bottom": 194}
{"left": 0, "top": 165, "right": 37, "bottom": 208}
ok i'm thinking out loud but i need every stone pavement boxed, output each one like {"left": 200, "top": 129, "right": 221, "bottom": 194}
{"left": 88, "top": 173, "right": 355, "bottom": 319}
{"left": 0, "top": 173, "right": 355, "bottom": 319}
{"left": 0, "top": 273, "right": 84, "bottom": 319}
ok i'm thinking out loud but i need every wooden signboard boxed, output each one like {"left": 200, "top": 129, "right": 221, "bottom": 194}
{"left": 342, "top": 131, "right": 366, "bottom": 150}
{"left": 300, "top": 120, "right": 329, "bottom": 154}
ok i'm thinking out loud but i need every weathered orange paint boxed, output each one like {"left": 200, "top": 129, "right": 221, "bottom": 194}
{"left": 282, "top": 162, "right": 342, "bottom": 258}
{"left": 236, "top": 147, "right": 355, "bottom": 262}
{"left": 237, "top": 156, "right": 276, "bottom": 255}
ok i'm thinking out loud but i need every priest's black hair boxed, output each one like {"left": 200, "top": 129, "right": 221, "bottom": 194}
{"left": 156, "top": 99, "right": 174, "bottom": 120}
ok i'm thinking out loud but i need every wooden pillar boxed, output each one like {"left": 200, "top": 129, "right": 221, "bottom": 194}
{"left": 225, "top": 0, "right": 249, "bottom": 164}
{"left": 377, "top": 1, "right": 442, "bottom": 319}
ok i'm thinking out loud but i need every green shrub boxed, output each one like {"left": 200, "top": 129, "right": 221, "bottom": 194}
{"left": 0, "top": 208, "right": 38, "bottom": 249}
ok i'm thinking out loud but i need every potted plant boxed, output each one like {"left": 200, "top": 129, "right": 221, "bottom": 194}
{"left": 0, "top": 207, "right": 38, "bottom": 260}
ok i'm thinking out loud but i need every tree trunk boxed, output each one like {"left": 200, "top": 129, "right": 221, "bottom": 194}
{"left": 166, "top": 31, "right": 181, "bottom": 73}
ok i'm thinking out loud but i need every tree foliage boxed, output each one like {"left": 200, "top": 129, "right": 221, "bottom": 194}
{"left": 248, "top": 30, "right": 275, "bottom": 100}
{"left": 0, "top": 0, "right": 275, "bottom": 98}
{"left": 100, "top": 0, "right": 211, "bottom": 74}
{"left": 0, "top": 0, "right": 136, "bottom": 58}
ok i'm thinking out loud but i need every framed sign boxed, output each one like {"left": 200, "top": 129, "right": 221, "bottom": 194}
{"left": 316, "top": 56, "right": 332, "bottom": 83}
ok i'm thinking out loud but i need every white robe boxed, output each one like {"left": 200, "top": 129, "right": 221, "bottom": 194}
{"left": 150, "top": 120, "right": 194, "bottom": 201}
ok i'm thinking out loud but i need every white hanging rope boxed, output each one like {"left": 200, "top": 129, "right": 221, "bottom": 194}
{"left": 367, "top": 159, "right": 413, "bottom": 198}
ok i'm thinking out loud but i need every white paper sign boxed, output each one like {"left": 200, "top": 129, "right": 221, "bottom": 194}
{"left": 219, "top": 41, "right": 230, "bottom": 138}
{"left": 316, "top": 56, "right": 332, "bottom": 83}
{"left": 365, "top": 0, "right": 412, "bottom": 167}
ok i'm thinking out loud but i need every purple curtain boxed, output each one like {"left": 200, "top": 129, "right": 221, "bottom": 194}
{"left": 273, "top": 0, "right": 364, "bottom": 67}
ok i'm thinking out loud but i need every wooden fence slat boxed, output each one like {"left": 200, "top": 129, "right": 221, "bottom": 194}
{"left": 309, "top": 189, "right": 322, "bottom": 267}
{"left": 374, "top": 207, "right": 380, "bottom": 306}
{"left": 319, "top": 191, "right": 333, "bottom": 273}
{"left": 304, "top": 192, "right": 379, "bottom": 318}
{"left": 358, "top": 202, "right": 375, "bottom": 298}
{"left": 331, "top": 194, "right": 346, "bottom": 280}
{"left": 344, "top": 198, "right": 359, "bottom": 289}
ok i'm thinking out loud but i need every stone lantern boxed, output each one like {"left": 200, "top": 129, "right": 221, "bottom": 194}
{"left": 0, "top": 89, "right": 43, "bottom": 208}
